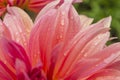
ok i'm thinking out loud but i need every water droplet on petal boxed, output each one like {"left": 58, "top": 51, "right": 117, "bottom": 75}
{"left": 61, "top": 19, "right": 65, "bottom": 26}
{"left": 61, "top": 11, "right": 65, "bottom": 15}
{"left": 70, "top": 16, "right": 73, "bottom": 19}
{"left": 59, "top": 35, "right": 63, "bottom": 39}
{"left": 16, "top": 37, "right": 20, "bottom": 42}
{"left": 16, "top": 32, "right": 19, "bottom": 35}
{"left": 84, "top": 54, "right": 87, "bottom": 57}
{"left": 64, "top": 53, "right": 67, "bottom": 56}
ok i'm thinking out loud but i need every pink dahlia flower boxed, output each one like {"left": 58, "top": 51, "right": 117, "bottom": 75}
{"left": 0, "top": 0, "right": 120, "bottom": 80}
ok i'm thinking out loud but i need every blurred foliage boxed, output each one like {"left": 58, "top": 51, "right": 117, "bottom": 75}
{"left": 74, "top": 0, "right": 120, "bottom": 43}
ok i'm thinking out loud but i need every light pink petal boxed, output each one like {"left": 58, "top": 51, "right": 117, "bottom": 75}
{"left": 30, "top": 0, "right": 73, "bottom": 71}
{"left": 65, "top": 6, "right": 81, "bottom": 43}
{"left": 15, "top": 59, "right": 30, "bottom": 80}
{"left": 0, "top": 19, "right": 11, "bottom": 39}
{"left": 3, "top": 6, "right": 33, "bottom": 49}
{"left": 106, "top": 61, "right": 120, "bottom": 71}
{"left": 35, "top": 0, "right": 60, "bottom": 23}
{"left": 29, "top": 9, "right": 58, "bottom": 69}
{"left": 80, "top": 15, "right": 93, "bottom": 30}
{"left": 53, "top": 20, "right": 109, "bottom": 79}
{"left": 80, "top": 32, "right": 110, "bottom": 57}
{"left": 65, "top": 42, "right": 120, "bottom": 79}
{"left": 87, "top": 69, "right": 120, "bottom": 80}
{"left": 79, "top": 17, "right": 111, "bottom": 57}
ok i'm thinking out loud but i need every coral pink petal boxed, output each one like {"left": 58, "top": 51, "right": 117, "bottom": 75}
{"left": 81, "top": 32, "right": 110, "bottom": 57}
{"left": 65, "top": 6, "right": 81, "bottom": 43}
{"left": 54, "top": 24, "right": 109, "bottom": 79}
{"left": 3, "top": 6, "right": 33, "bottom": 49}
{"left": 106, "top": 61, "right": 120, "bottom": 71}
{"left": 87, "top": 69, "right": 120, "bottom": 80}
{"left": 30, "top": 0, "right": 74, "bottom": 72}
{"left": 0, "top": 19, "right": 11, "bottom": 39}
{"left": 65, "top": 42, "right": 120, "bottom": 79}
{"left": 80, "top": 15, "right": 93, "bottom": 30}
{"left": 35, "top": 0, "right": 60, "bottom": 23}
{"left": 29, "top": 9, "right": 57, "bottom": 69}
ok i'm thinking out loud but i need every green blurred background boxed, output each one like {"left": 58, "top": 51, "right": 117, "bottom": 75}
{"left": 74, "top": 0, "right": 120, "bottom": 43}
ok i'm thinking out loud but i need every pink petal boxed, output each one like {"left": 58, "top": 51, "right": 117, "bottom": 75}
{"left": 3, "top": 6, "right": 33, "bottom": 49}
{"left": 65, "top": 6, "right": 81, "bottom": 43}
{"left": 0, "top": 37, "right": 31, "bottom": 71}
{"left": 35, "top": 0, "right": 60, "bottom": 23}
{"left": 79, "top": 15, "right": 93, "bottom": 30}
{"left": 0, "top": 19, "right": 11, "bottom": 39}
{"left": 0, "top": 60, "right": 16, "bottom": 80}
{"left": 15, "top": 59, "right": 27, "bottom": 75}
{"left": 87, "top": 69, "right": 120, "bottom": 80}
{"left": 53, "top": 20, "right": 109, "bottom": 79}
{"left": 65, "top": 43, "right": 120, "bottom": 79}
{"left": 107, "top": 61, "right": 120, "bottom": 71}
{"left": 29, "top": 9, "right": 58, "bottom": 70}
{"left": 30, "top": 0, "right": 73, "bottom": 70}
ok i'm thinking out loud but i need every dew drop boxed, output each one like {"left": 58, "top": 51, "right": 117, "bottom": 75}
{"left": 63, "top": 53, "right": 67, "bottom": 56}
{"left": 59, "top": 35, "right": 63, "bottom": 39}
{"left": 4, "top": 61, "right": 7, "bottom": 64}
{"left": 94, "top": 42, "right": 98, "bottom": 46}
{"left": 61, "top": 11, "right": 65, "bottom": 15}
{"left": 97, "top": 35, "right": 102, "bottom": 39}
{"left": 70, "top": 16, "right": 74, "bottom": 19}
{"left": 16, "top": 37, "right": 20, "bottom": 42}
{"left": 61, "top": 19, "right": 65, "bottom": 26}
{"left": 15, "top": 32, "right": 19, "bottom": 35}
{"left": 84, "top": 54, "right": 87, "bottom": 57}
{"left": 24, "top": 42, "right": 27, "bottom": 46}
{"left": 26, "top": 29, "right": 30, "bottom": 33}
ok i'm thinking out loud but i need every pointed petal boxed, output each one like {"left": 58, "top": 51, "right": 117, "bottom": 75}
{"left": 65, "top": 43, "right": 120, "bottom": 79}
{"left": 81, "top": 32, "right": 110, "bottom": 57}
{"left": 65, "top": 6, "right": 81, "bottom": 43}
{"left": 3, "top": 6, "right": 33, "bottom": 48}
{"left": 35, "top": 0, "right": 60, "bottom": 23}
{"left": 0, "top": 37, "right": 31, "bottom": 71}
{"left": 80, "top": 15, "right": 93, "bottom": 30}
{"left": 30, "top": 0, "right": 73, "bottom": 71}
{"left": 0, "top": 19, "right": 11, "bottom": 39}
{"left": 87, "top": 69, "right": 120, "bottom": 80}
{"left": 54, "top": 21, "right": 109, "bottom": 79}
{"left": 29, "top": 9, "right": 58, "bottom": 70}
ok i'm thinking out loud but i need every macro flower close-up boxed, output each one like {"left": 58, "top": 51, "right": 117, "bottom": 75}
{"left": 0, "top": 0, "right": 120, "bottom": 80}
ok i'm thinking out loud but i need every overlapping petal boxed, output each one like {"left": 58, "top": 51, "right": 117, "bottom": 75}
{"left": 0, "top": 0, "right": 120, "bottom": 80}
{"left": 3, "top": 6, "right": 33, "bottom": 49}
